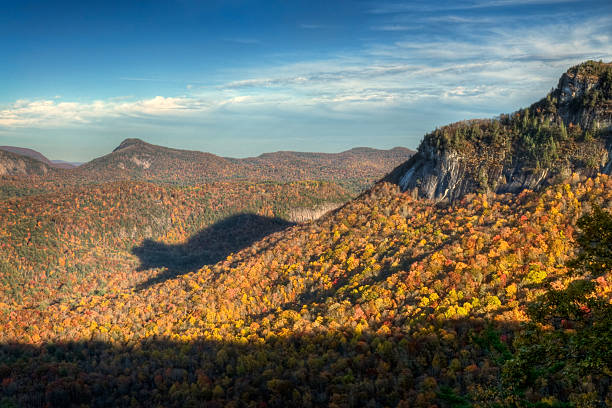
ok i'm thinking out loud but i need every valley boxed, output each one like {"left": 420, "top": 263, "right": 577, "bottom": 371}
{"left": 0, "top": 60, "right": 611, "bottom": 407}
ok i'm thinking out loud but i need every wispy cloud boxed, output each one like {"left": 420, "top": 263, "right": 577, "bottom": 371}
{"left": 370, "top": 25, "right": 421, "bottom": 32}
{"left": 368, "top": 0, "right": 581, "bottom": 14}
{"left": 377, "top": 16, "right": 612, "bottom": 64}
{"left": 1, "top": 12, "right": 610, "bottom": 133}
{"left": 0, "top": 96, "right": 239, "bottom": 128}
{"left": 119, "top": 77, "right": 165, "bottom": 82}
{"left": 222, "top": 64, "right": 423, "bottom": 89}
{"left": 425, "top": 15, "right": 496, "bottom": 23}
{"left": 218, "top": 15, "right": 612, "bottom": 116}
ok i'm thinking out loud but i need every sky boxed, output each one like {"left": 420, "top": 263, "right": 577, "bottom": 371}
{"left": 0, "top": 0, "right": 611, "bottom": 161}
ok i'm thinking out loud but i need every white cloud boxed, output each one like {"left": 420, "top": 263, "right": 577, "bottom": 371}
{"left": 1, "top": 14, "right": 610, "bottom": 131}
{"left": 368, "top": 0, "right": 581, "bottom": 14}
{"left": 0, "top": 96, "right": 230, "bottom": 128}
{"left": 218, "top": 15, "right": 611, "bottom": 115}
{"left": 370, "top": 25, "right": 421, "bottom": 31}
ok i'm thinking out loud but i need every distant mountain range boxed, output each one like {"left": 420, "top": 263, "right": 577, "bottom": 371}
{"left": 2, "top": 60, "right": 612, "bottom": 407}
{"left": 79, "top": 138, "right": 414, "bottom": 187}
{"left": 50, "top": 159, "right": 84, "bottom": 168}
{"left": 0, "top": 138, "right": 414, "bottom": 191}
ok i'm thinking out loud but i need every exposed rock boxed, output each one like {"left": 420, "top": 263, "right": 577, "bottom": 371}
{"left": 0, "top": 149, "right": 52, "bottom": 177}
{"left": 387, "top": 61, "right": 612, "bottom": 201}
{"left": 288, "top": 202, "right": 343, "bottom": 223}
{"left": 130, "top": 156, "right": 152, "bottom": 169}
{"left": 553, "top": 63, "right": 612, "bottom": 130}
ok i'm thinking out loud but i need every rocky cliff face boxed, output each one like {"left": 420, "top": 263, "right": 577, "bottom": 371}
{"left": 0, "top": 146, "right": 77, "bottom": 169}
{"left": 0, "top": 149, "right": 52, "bottom": 177}
{"left": 387, "top": 61, "right": 612, "bottom": 201}
{"left": 388, "top": 135, "right": 565, "bottom": 201}
{"left": 393, "top": 145, "right": 474, "bottom": 202}
{"left": 553, "top": 62, "right": 612, "bottom": 130}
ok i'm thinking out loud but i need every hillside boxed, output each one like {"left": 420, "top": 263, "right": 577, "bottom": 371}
{"left": 242, "top": 146, "right": 414, "bottom": 188}
{"left": 0, "top": 146, "right": 77, "bottom": 169}
{"left": 1, "top": 61, "right": 611, "bottom": 407}
{"left": 1, "top": 174, "right": 610, "bottom": 407}
{"left": 388, "top": 60, "right": 612, "bottom": 201}
{"left": 76, "top": 138, "right": 239, "bottom": 182}
{"left": 73, "top": 139, "right": 414, "bottom": 192}
{"left": 0, "top": 179, "right": 352, "bottom": 307}
{"left": 0, "top": 149, "right": 55, "bottom": 177}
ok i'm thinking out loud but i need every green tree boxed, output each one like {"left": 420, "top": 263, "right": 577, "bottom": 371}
{"left": 502, "top": 206, "right": 612, "bottom": 405}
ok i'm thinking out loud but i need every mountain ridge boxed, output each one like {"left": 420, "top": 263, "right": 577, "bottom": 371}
{"left": 387, "top": 60, "right": 612, "bottom": 201}
{"left": 1, "top": 59, "right": 612, "bottom": 407}
{"left": 0, "top": 146, "right": 77, "bottom": 169}
{"left": 72, "top": 139, "right": 414, "bottom": 190}
{"left": 0, "top": 148, "right": 55, "bottom": 176}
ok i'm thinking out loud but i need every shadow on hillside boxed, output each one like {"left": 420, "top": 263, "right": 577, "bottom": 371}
{"left": 0, "top": 320, "right": 522, "bottom": 408}
{"left": 132, "top": 213, "right": 294, "bottom": 291}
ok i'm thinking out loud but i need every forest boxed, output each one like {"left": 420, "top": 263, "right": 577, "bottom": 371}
{"left": 0, "top": 179, "right": 352, "bottom": 308}
{"left": 1, "top": 173, "right": 611, "bottom": 407}
{"left": 0, "top": 61, "right": 611, "bottom": 407}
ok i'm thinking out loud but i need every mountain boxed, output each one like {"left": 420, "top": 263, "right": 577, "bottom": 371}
{"left": 0, "top": 146, "right": 53, "bottom": 164}
{"left": 1, "top": 138, "right": 414, "bottom": 193}
{"left": 243, "top": 146, "right": 413, "bottom": 185}
{"left": 50, "top": 160, "right": 82, "bottom": 168}
{"left": 75, "top": 138, "right": 414, "bottom": 191}
{"left": 77, "top": 138, "right": 239, "bottom": 183}
{"left": 0, "top": 146, "right": 78, "bottom": 169}
{"left": 387, "top": 60, "right": 612, "bottom": 201}
{"left": 2, "top": 165, "right": 610, "bottom": 407}
{"left": 1, "top": 61, "right": 611, "bottom": 407}
{"left": 0, "top": 148, "right": 54, "bottom": 176}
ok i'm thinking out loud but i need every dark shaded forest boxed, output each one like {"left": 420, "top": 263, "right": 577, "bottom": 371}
{"left": 132, "top": 214, "right": 294, "bottom": 290}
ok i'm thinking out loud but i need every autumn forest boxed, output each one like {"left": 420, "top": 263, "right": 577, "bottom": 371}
{"left": 0, "top": 61, "right": 611, "bottom": 408}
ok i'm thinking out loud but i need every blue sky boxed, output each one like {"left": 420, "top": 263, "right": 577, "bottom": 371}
{"left": 0, "top": 0, "right": 611, "bottom": 161}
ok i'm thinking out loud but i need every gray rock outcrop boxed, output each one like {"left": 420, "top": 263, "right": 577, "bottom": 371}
{"left": 387, "top": 61, "right": 612, "bottom": 201}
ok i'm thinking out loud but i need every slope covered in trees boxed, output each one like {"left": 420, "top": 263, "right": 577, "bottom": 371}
{"left": 1, "top": 173, "right": 611, "bottom": 407}
{"left": 0, "top": 149, "right": 57, "bottom": 177}
{"left": 0, "top": 179, "right": 352, "bottom": 309}
{"left": 72, "top": 139, "right": 413, "bottom": 192}
{"left": 1, "top": 60, "right": 611, "bottom": 408}
{"left": 389, "top": 60, "right": 612, "bottom": 201}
